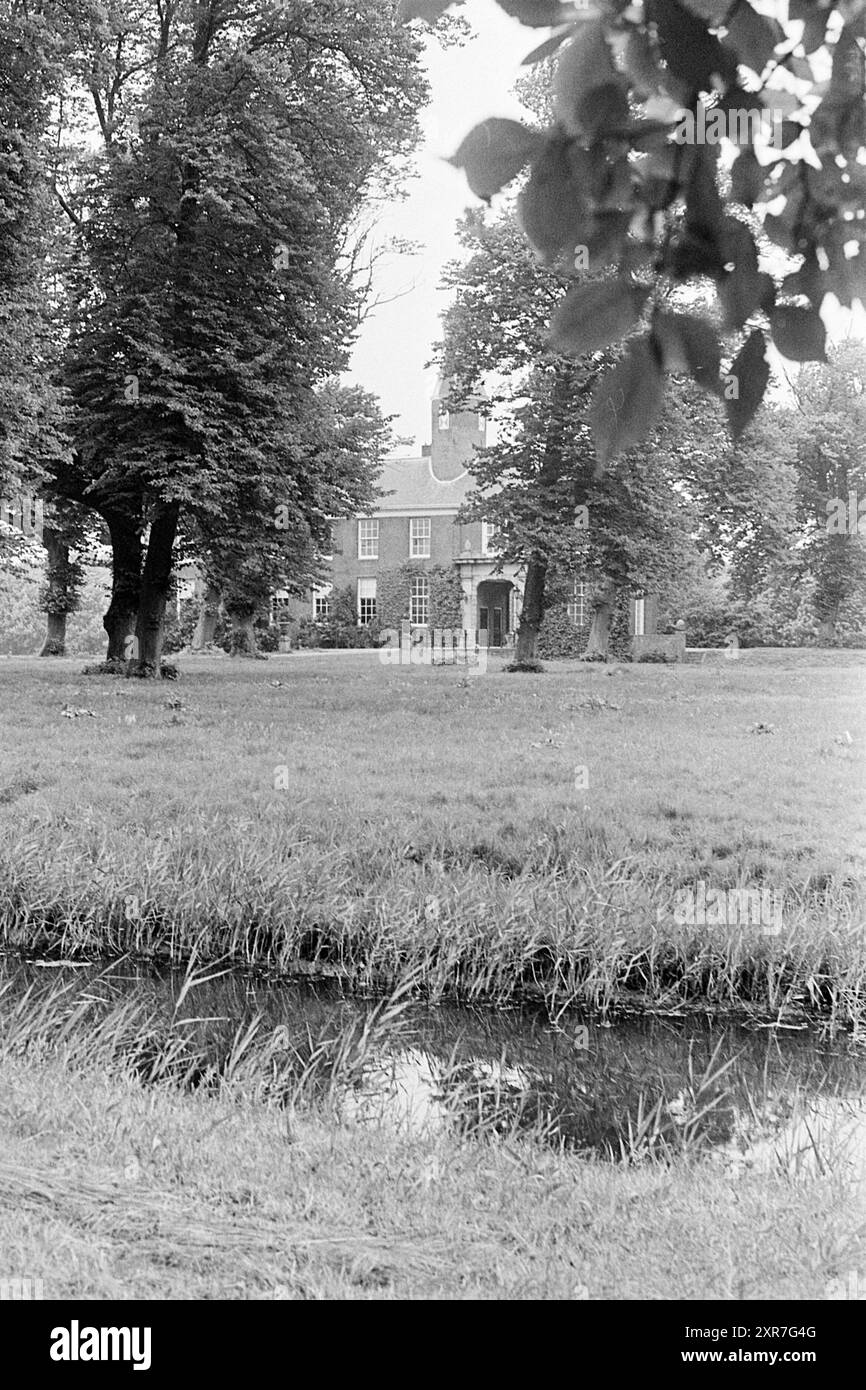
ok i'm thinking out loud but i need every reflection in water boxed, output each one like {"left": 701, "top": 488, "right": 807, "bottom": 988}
{"left": 6, "top": 956, "right": 866, "bottom": 1173}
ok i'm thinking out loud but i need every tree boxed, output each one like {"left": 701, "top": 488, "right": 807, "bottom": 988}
{"left": 408, "top": 0, "right": 866, "bottom": 462}
{"left": 0, "top": 3, "right": 69, "bottom": 531}
{"left": 39, "top": 0, "right": 430, "bottom": 674}
{"left": 200, "top": 380, "right": 390, "bottom": 657}
{"left": 38, "top": 505, "right": 87, "bottom": 656}
{"left": 790, "top": 343, "right": 866, "bottom": 639}
{"left": 439, "top": 208, "right": 717, "bottom": 660}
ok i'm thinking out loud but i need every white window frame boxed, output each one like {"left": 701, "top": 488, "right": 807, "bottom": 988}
{"left": 358, "top": 518, "right": 379, "bottom": 559}
{"left": 481, "top": 521, "right": 498, "bottom": 556}
{"left": 634, "top": 595, "right": 646, "bottom": 637}
{"left": 409, "top": 516, "right": 431, "bottom": 558}
{"left": 358, "top": 577, "right": 377, "bottom": 625}
{"left": 312, "top": 583, "right": 332, "bottom": 620}
{"left": 409, "top": 576, "right": 429, "bottom": 627}
{"left": 438, "top": 408, "right": 450, "bottom": 431}
{"left": 567, "top": 579, "right": 587, "bottom": 628}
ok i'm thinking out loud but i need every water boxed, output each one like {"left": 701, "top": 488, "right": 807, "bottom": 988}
{"left": 5, "top": 956, "right": 865, "bottom": 1178}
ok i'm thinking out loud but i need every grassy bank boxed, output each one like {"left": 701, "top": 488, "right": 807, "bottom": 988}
{"left": 0, "top": 981, "right": 861, "bottom": 1300}
{"left": 1, "top": 652, "right": 864, "bottom": 1023}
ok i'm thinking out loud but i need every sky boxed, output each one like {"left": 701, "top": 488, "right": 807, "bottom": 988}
{"left": 347, "top": 2, "right": 531, "bottom": 451}
{"left": 348, "top": 3, "right": 866, "bottom": 454}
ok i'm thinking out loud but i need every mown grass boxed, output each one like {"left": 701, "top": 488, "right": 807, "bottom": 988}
{"left": 0, "top": 971, "right": 862, "bottom": 1300}
{"left": 0, "top": 651, "right": 864, "bottom": 1023}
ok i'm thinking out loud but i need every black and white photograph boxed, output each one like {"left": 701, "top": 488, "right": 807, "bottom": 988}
{"left": 0, "top": 0, "right": 864, "bottom": 1337}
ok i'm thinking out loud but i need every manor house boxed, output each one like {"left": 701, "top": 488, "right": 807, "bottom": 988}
{"left": 283, "top": 379, "right": 657, "bottom": 648}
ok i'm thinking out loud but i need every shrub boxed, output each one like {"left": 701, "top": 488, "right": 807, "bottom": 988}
{"left": 537, "top": 603, "right": 587, "bottom": 659}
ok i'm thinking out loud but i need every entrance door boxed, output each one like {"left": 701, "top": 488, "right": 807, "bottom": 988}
{"left": 492, "top": 606, "right": 504, "bottom": 647}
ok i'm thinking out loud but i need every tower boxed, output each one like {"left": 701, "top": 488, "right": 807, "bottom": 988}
{"left": 429, "top": 375, "right": 486, "bottom": 482}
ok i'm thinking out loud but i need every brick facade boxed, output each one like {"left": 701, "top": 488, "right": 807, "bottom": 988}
{"left": 282, "top": 381, "right": 658, "bottom": 652}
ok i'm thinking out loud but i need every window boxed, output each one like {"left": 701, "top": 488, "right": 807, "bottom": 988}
{"left": 634, "top": 595, "right": 646, "bottom": 637}
{"left": 567, "top": 579, "right": 587, "bottom": 628}
{"left": 358, "top": 518, "right": 379, "bottom": 559}
{"left": 271, "top": 589, "right": 291, "bottom": 630}
{"left": 358, "top": 577, "right": 377, "bottom": 625}
{"left": 410, "top": 516, "right": 431, "bottom": 558}
{"left": 438, "top": 409, "right": 450, "bottom": 431}
{"left": 478, "top": 412, "right": 485, "bottom": 433}
{"left": 409, "top": 576, "right": 429, "bottom": 626}
{"left": 481, "top": 521, "right": 498, "bottom": 556}
{"left": 313, "top": 584, "right": 332, "bottom": 620}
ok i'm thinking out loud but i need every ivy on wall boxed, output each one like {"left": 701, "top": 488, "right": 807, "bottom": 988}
{"left": 536, "top": 584, "right": 633, "bottom": 660}
{"left": 537, "top": 603, "right": 588, "bottom": 659}
{"left": 377, "top": 563, "right": 464, "bottom": 629}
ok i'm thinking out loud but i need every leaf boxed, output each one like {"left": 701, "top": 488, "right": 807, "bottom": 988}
{"left": 624, "top": 30, "right": 664, "bottom": 97}
{"left": 717, "top": 217, "right": 772, "bottom": 329}
{"left": 730, "top": 149, "right": 764, "bottom": 209}
{"left": 825, "top": 247, "right": 866, "bottom": 310}
{"left": 781, "top": 249, "right": 825, "bottom": 309}
{"left": 397, "top": 0, "right": 461, "bottom": 20}
{"left": 719, "top": 267, "right": 775, "bottom": 328}
{"left": 521, "top": 26, "right": 576, "bottom": 65}
{"left": 450, "top": 119, "right": 546, "bottom": 201}
{"left": 725, "top": 328, "right": 769, "bottom": 440}
{"left": 777, "top": 120, "right": 805, "bottom": 148}
{"left": 677, "top": 0, "right": 730, "bottom": 20}
{"left": 770, "top": 305, "right": 827, "bottom": 362}
{"left": 723, "top": 3, "right": 784, "bottom": 74}
{"left": 652, "top": 312, "right": 721, "bottom": 392}
{"left": 553, "top": 22, "right": 618, "bottom": 135}
{"left": 589, "top": 336, "right": 664, "bottom": 467}
{"left": 799, "top": 7, "right": 828, "bottom": 55}
{"left": 684, "top": 145, "right": 725, "bottom": 244}
{"left": 576, "top": 80, "right": 630, "bottom": 138}
{"left": 517, "top": 139, "right": 590, "bottom": 263}
{"left": 786, "top": 55, "right": 814, "bottom": 83}
{"left": 550, "top": 279, "right": 649, "bottom": 356}
{"left": 495, "top": 0, "right": 577, "bottom": 24}
{"left": 649, "top": 0, "right": 737, "bottom": 91}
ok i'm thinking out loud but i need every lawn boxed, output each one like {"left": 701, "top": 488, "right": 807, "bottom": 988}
{"left": 0, "top": 649, "right": 864, "bottom": 1300}
{"left": 1, "top": 649, "right": 864, "bottom": 1022}
{"left": 0, "top": 1048, "right": 862, "bottom": 1300}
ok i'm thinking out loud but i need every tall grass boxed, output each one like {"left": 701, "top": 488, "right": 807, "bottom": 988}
{"left": 1, "top": 654, "right": 864, "bottom": 1023}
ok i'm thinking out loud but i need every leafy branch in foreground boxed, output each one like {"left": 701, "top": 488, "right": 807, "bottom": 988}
{"left": 404, "top": 0, "right": 866, "bottom": 463}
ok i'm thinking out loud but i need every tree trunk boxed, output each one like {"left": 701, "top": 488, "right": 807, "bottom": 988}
{"left": 514, "top": 557, "right": 547, "bottom": 663}
{"left": 103, "top": 513, "right": 142, "bottom": 662}
{"left": 133, "top": 503, "right": 180, "bottom": 675}
{"left": 192, "top": 583, "right": 221, "bottom": 650}
{"left": 40, "top": 610, "right": 67, "bottom": 657}
{"left": 583, "top": 582, "right": 617, "bottom": 659}
{"left": 39, "top": 528, "right": 70, "bottom": 656}
{"left": 228, "top": 607, "right": 258, "bottom": 656}
{"left": 509, "top": 365, "right": 582, "bottom": 670}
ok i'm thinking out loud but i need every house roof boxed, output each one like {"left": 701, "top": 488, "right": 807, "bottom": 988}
{"left": 372, "top": 455, "right": 475, "bottom": 513}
